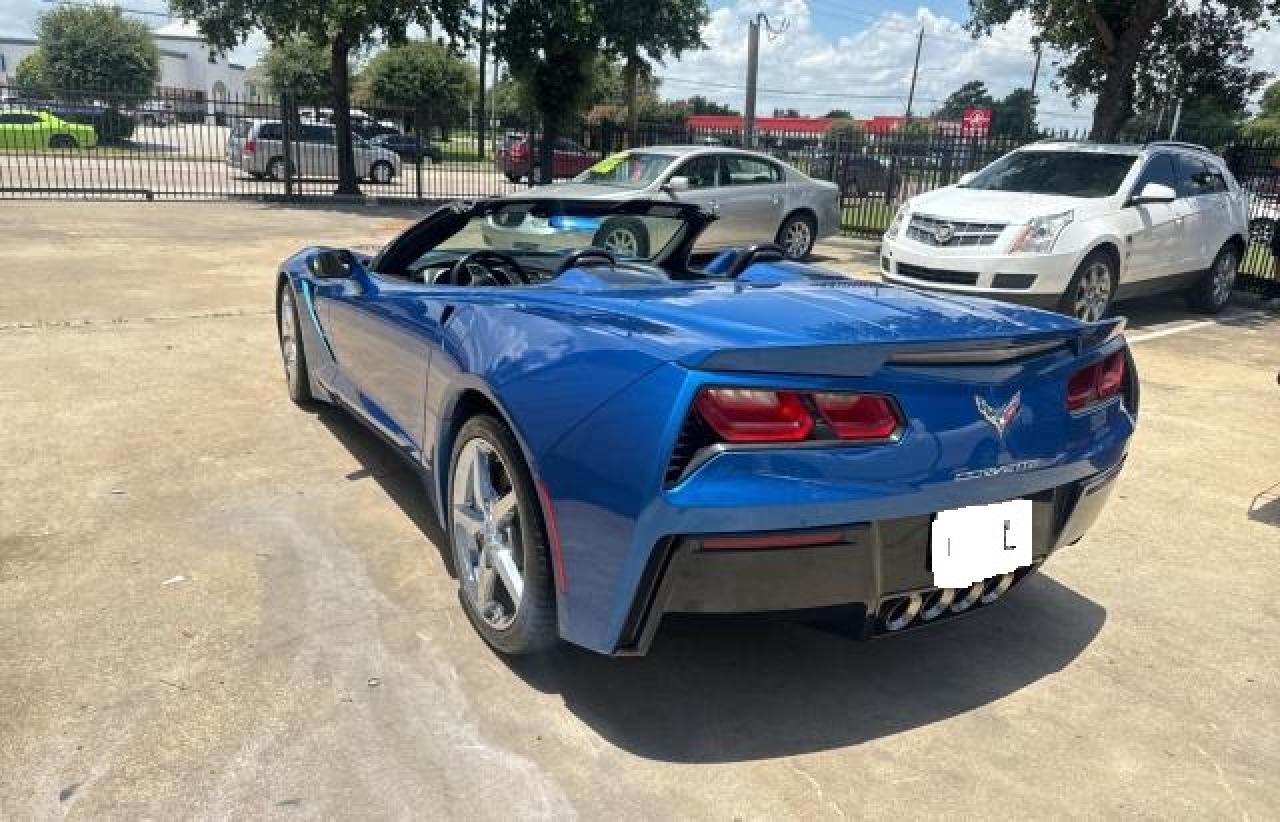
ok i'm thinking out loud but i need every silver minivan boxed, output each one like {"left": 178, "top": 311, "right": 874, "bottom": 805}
{"left": 226, "top": 120, "right": 401, "bottom": 183}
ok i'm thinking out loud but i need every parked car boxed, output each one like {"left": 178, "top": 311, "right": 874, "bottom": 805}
{"left": 0, "top": 109, "right": 97, "bottom": 149}
{"left": 881, "top": 141, "right": 1250, "bottom": 320}
{"left": 225, "top": 120, "right": 402, "bottom": 184}
{"left": 49, "top": 103, "right": 133, "bottom": 142}
{"left": 369, "top": 133, "right": 442, "bottom": 164}
{"left": 131, "top": 100, "right": 176, "bottom": 127}
{"left": 496, "top": 137, "right": 595, "bottom": 183}
{"left": 275, "top": 197, "right": 1138, "bottom": 656}
{"left": 810, "top": 150, "right": 898, "bottom": 198}
{"left": 492, "top": 146, "right": 840, "bottom": 260}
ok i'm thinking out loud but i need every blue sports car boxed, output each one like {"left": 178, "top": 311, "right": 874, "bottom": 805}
{"left": 276, "top": 198, "right": 1137, "bottom": 656}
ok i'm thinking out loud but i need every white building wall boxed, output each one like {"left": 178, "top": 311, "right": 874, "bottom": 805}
{"left": 0, "top": 33, "right": 247, "bottom": 99}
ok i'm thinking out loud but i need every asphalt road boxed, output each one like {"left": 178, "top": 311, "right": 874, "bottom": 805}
{"left": 2, "top": 202, "right": 1278, "bottom": 819}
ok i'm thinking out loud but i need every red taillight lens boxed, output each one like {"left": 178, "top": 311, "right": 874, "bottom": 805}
{"left": 1096, "top": 350, "right": 1126, "bottom": 398}
{"left": 243, "top": 138, "right": 256, "bottom": 155}
{"left": 812, "top": 393, "right": 900, "bottom": 440}
{"left": 1067, "top": 349, "right": 1127, "bottom": 411}
{"left": 694, "top": 389, "right": 814, "bottom": 443}
{"left": 512, "top": 142, "right": 527, "bottom": 157}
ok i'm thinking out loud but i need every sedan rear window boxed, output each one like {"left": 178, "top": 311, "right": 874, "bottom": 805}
{"left": 963, "top": 150, "right": 1137, "bottom": 198}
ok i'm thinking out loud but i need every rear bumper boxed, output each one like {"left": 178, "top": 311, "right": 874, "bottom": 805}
{"left": 616, "top": 458, "right": 1123, "bottom": 655}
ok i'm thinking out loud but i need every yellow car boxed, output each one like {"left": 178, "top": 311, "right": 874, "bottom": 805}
{"left": 0, "top": 108, "right": 98, "bottom": 150}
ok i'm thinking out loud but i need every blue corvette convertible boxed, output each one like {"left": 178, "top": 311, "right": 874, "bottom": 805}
{"left": 276, "top": 198, "right": 1137, "bottom": 656}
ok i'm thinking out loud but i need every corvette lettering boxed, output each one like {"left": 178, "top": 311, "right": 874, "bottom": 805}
{"left": 953, "top": 460, "right": 1044, "bottom": 481}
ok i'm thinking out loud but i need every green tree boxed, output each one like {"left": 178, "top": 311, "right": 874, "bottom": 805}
{"left": 13, "top": 53, "right": 50, "bottom": 98}
{"left": 934, "top": 80, "right": 994, "bottom": 121}
{"left": 683, "top": 95, "right": 737, "bottom": 116}
{"left": 991, "top": 88, "right": 1038, "bottom": 135}
{"left": 362, "top": 40, "right": 477, "bottom": 136}
{"left": 597, "top": 0, "right": 708, "bottom": 146}
{"left": 1243, "top": 80, "right": 1280, "bottom": 137}
{"left": 170, "top": 0, "right": 469, "bottom": 196}
{"left": 260, "top": 38, "right": 335, "bottom": 101}
{"left": 28, "top": 6, "right": 159, "bottom": 100}
{"left": 966, "top": 0, "right": 1280, "bottom": 140}
{"left": 825, "top": 108, "right": 852, "bottom": 119}
{"left": 491, "top": 0, "right": 602, "bottom": 182}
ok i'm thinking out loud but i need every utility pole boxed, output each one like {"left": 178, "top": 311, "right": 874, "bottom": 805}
{"left": 1169, "top": 98, "right": 1183, "bottom": 139}
{"left": 1029, "top": 39, "right": 1042, "bottom": 97}
{"left": 477, "top": 0, "right": 488, "bottom": 156}
{"left": 742, "top": 13, "right": 787, "bottom": 149}
{"left": 903, "top": 27, "right": 924, "bottom": 121}
{"left": 743, "top": 16, "right": 760, "bottom": 148}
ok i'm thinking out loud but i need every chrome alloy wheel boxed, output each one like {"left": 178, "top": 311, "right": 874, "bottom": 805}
{"left": 279, "top": 287, "right": 299, "bottom": 391}
{"left": 1211, "top": 249, "right": 1236, "bottom": 306}
{"left": 602, "top": 227, "right": 639, "bottom": 258}
{"left": 1071, "top": 260, "right": 1112, "bottom": 322}
{"left": 451, "top": 438, "right": 524, "bottom": 630}
{"left": 781, "top": 218, "right": 812, "bottom": 258}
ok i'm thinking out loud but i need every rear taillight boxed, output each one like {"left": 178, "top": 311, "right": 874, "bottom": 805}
{"left": 243, "top": 138, "right": 256, "bottom": 155}
{"left": 695, "top": 389, "right": 813, "bottom": 443}
{"left": 1067, "top": 349, "right": 1126, "bottom": 411}
{"left": 692, "top": 388, "right": 901, "bottom": 444}
{"left": 813, "top": 393, "right": 900, "bottom": 440}
{"left": 511, "top": 142, "right": 527, "bottom": 157}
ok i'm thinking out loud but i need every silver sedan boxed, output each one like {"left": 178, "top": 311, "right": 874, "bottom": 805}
{"left": 487, "top": 146, "right": 841, "bottom": 260}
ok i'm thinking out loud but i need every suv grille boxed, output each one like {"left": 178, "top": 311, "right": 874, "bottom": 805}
{"left": 907, "top": 214, "right": 1006, "bottom": 247}
{"left": 895, "top": 263, "right": 979, "bottom": 286}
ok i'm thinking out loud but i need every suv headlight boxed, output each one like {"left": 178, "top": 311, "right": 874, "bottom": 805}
{"left": 1011, "top": 210, "right": 1073, "bottom": 254}
{"left": 886, "top": 204, "right": 909, "bottom": 239}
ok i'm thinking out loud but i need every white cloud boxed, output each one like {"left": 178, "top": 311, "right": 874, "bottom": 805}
{"left": 658, "top": 1, "right": 1097, "bottom": 131}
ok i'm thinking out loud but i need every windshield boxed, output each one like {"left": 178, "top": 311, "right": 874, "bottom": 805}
{"left": 964, "top": 150, "right": 1137, "bottom": 197}
{"left": 572, "top": 152, "right": 675, "bottom": 188}
{"left": 414, "top": 201, "right": 689, "bottom": 277}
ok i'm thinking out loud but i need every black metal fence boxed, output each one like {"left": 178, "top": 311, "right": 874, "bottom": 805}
{"left": 1, "top": 84, "right": 1277, "bottom": 293}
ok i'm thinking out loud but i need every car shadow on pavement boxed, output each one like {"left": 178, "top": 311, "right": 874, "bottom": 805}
{"left": 504, "top": 573, "right": 1105, "bottom": 763}
{"left": 308, "top": 401, "right": 1107, "bottom": 764}
{"left": 314, "top": 406, "right": 453, "bottom": 573}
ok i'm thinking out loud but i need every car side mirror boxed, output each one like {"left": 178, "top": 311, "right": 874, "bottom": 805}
{"left": 664, "top": 176, "right": 690, "bottom": 192}
{"left": 957, "top": 172, "right": 976, "bottom": 186}
{"left": 1130, "top": 182, "right": 1176, "bottom": 205}
{"left": 308, "top": 248, "right": 358, "bottom": 279}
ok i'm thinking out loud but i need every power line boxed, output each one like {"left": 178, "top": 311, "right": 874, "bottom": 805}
{"left": 657, "top": 75, "right": 939, "bottom": 102}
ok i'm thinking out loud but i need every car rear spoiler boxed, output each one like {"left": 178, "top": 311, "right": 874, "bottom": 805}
{"left": 680, "top": 317, "right": 1126, "bottom": 377}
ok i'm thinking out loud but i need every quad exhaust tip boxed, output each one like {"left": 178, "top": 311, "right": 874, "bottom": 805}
{"left": 878, "top": 571, "right": 1024, "bottom": 633}
{"left": 880, "top": 593, "right": 923, "bottom": 632}
{"left": 920, "top": 588, "right": 956, "bottom": 621}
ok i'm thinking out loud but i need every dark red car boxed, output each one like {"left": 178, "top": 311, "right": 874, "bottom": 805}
{"left": 498, "top": 137, "right": 596, "bottom": 183}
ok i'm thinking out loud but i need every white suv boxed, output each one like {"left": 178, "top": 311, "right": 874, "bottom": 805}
{"left": 881, "top": 141, "right": 1250, "bottom": 320}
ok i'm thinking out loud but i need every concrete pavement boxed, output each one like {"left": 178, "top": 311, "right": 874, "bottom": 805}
{"left": 1, "top": 202, "right": 1278, "bottom": 819}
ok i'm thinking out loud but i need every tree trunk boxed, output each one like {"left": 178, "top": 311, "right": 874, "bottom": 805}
{"left": 624, "top": 54, "right": 639, "bottom": 148}
{"left": 330, "top": 36, "right": 360, "bottom": 197}
{"left": 1088, "top": 0, "right": 1168, "bottom": 141}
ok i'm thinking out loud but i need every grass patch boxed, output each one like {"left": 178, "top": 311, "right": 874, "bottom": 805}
{"left": 842, "top": 199, "right": 895, "bottom": 237}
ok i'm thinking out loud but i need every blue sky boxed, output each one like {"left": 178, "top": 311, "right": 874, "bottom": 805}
{"left": 2, "top": 0, "right": 1277, "bottom": 130}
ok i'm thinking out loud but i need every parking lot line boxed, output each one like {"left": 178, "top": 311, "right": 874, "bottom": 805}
{"left": 1126, "top": 310, "right": 1272, "bottom": 343}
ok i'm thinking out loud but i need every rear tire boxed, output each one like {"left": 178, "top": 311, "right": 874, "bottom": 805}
{"left": 593, "top": 217, "right": 651, "bottom": 258}
{"left": 777, "top": 212, "right": 817, "bottom": 260}
{"left": 267, "top": 156, "right": 289, "bottom": 182}
{"left": 370, "top": 160, "right": 394, "bottom": 184}
{"left": 1058, "top": 250, "right": 1116, "bottom": 322}
{"left": 48, "top": 134, "right": 78, "bottom": 149}
{"left": 1186, "top": 243, "right": 1237, "bottom": 315}
{"left": 448, "top": 415, "right": 558, "bottom": 655}
{"left": 504, "top": 172, "right": 520, "bottom": 183}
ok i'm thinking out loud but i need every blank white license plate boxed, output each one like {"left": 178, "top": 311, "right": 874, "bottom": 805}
{"left": 930, "top": 499, "right": 1033, "bottom": 589}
